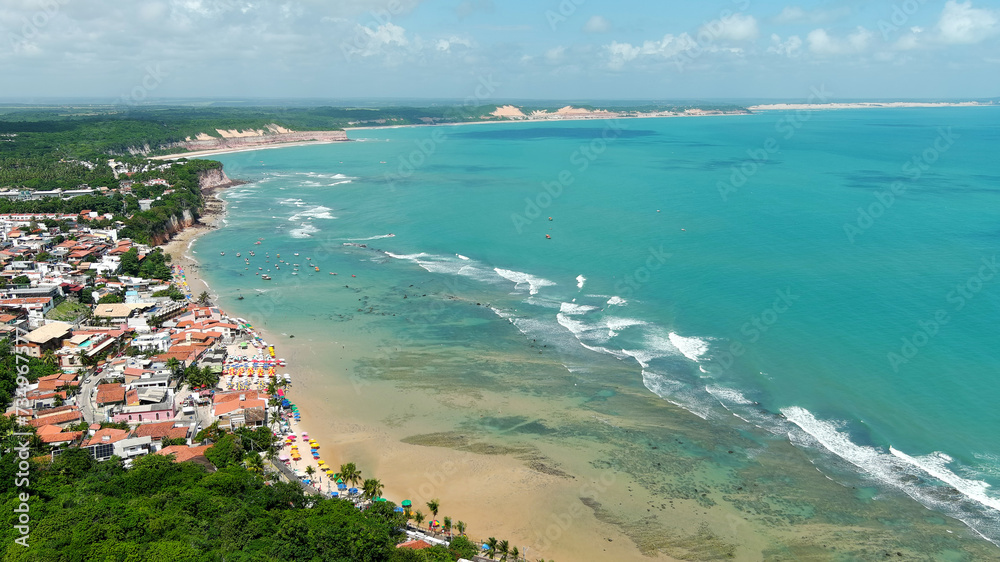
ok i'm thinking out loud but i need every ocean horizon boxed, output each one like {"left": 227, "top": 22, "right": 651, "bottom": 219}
{"left": 190, "top": 108, "right": 1000, "bottom": 559}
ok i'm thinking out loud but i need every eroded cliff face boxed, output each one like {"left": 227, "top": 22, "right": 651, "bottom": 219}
{"left": 198, "top": 167, "right": 234, "bottom": 190}
{"left": 150, "top": 168, "right": 235, "bottom": 246}
{"left": 150, "top": 209, "right": 195, "bottom": 246}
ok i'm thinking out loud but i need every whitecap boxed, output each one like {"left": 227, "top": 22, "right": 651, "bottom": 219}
{"left": 290, "top": 223, "right": 320, "bottom": 238}
{"left": 576, "top": 275, "right": 586, "bottom": 289}
{"left": 669, "top": 332, "right": 710, "bottom": 362}
{"left": 494, "top": 268, "right": 556, "bottom": 295}
{"left": 607, "top": 296, "right": 627, "bottom": 306}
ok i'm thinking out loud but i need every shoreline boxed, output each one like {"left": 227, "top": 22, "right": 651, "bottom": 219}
{"left": 153, "top": 102, "right": 993, "bottom": 161}
{"left": 155, "top": 123, "right": 1000, "bottom": 560}
{"left": 156, "top": 182, "right": 683, "bottom": 561}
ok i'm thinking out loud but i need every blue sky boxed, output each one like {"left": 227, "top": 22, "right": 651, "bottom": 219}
{"left": 2, "top": 0, "right": 998, "bottom": 102}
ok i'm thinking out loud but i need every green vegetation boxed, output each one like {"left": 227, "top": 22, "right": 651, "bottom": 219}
{"left": 0, "top": 445, "right": 411, "bottom": 562}
{"left": 120, "top": 247, "right": 172, "bottom": 280}
{"left": 44, "top": 299, "right": 90, "bottom": 322}
{"left": 153, "top": 284, "right": 187, "bottom": 301}
{"left": 0, "top": 338, "right": 60, "bottom": 412}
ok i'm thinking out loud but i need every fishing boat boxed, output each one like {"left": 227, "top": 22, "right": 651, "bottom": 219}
{"left": 236, "top": 253, "right": 241, "bottom": 257}
{"left": 261, "top": 275, "right": 272, "bottom": 281}
{"left": 220, "top": 252, "right": 225, "bottom": 256}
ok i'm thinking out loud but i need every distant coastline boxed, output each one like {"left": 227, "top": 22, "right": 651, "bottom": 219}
{"left": 152, "top": 101, "right": 993, "bottom": 161}
{"left": 748, "top": 101, "right": 994, "bottom": 111}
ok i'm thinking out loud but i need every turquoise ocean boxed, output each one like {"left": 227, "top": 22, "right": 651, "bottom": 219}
{"left": 194, "top": 108, "right": 1000, "bottom": 553}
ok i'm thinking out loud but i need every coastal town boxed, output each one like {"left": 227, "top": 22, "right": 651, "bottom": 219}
{"left": 1, "top": 177, "right": 511, "bottom": 561}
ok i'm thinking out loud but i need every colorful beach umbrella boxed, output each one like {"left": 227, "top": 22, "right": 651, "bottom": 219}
{"left": 401, "top": 500, "right": 412, "bottom": 508}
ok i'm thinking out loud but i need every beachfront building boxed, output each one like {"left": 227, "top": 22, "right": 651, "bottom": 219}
{"left": 212, "top": 390, "right": 268, "bottom": 431}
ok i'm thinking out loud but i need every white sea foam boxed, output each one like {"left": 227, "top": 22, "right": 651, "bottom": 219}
{"left": 494, "top": 268, "right": 556, "bottom": 295}
{"left": 289, "top": 205, "right": 336, "bottom": 221}
{"left": 576, "top": 275, "right": 586, "bottom": 289}
{"left": 606, "top": 296, "right": 627, "bottom": 306}
{"left": 605, "top": 317, "right": 645, "bottom": 338}
{"left": 457, "top": 254, "right": 470, "bottom": 261}
{"left": 783, "top": 406, "right": 1000, "bottom": 545}
{"left": 890, "top": 448, "right": 1000, "bottom": 513}
{"left": 641, "top": 370, "right": 710, "bottom": 420}
{"left": 705, "top": 385, "right": 754, "bottom": 406}
{"left": 669, "top": 332, "right": 710, "bottom": 362}
{"left": 289, "top": 223, "right": 320, "bottom": 238}
{"left": 338, "top": 234, "right": 396, "bottom": 241}
{"left": 559, "top": 302, "right": 599, "bottom": 315}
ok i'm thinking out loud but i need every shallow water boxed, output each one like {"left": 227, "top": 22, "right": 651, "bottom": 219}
{"left": 194, "top": 109, "right": 1000, "bottom": 558}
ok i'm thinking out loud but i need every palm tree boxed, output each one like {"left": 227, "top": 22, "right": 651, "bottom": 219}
{"left": 305, "top": 465, "right": 315, "bottom": 479}
{"left": 198, "top": 291, "right": 210, "bottom": 305}
{"left": 413, "top": 511, "right": 425, "bottom": 527}
{"left": 426, "top": 498, "right": 440, "bottom": 518}
{"left": 486, "top": 537, "right": 498, "bottom": 559}
{"left": 166, "top": 357, "right": 182, "bottom": 380}
{"left": 244, "top": 452, "right": 264, "bottom": 475}
{"left": 443, "top": 516, "right": 452, "bottom": 538}
{"left": 339, "top": 463, "right": 361, "bottom": 487}
{"left": 510, "top": 546, "right": 520, "bottom": 561}
{"left": 498, "top": 539, "right": 510, "bottom": 562}
{"left": 362, "top": 478, "right": 383, "bottom": 501}
{"left": 456, "top": 520, "right": 466, "bottom": 536}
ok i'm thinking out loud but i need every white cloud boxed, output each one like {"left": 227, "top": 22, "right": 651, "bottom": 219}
{"left": 357, "top": 22, "right": 409, "bottom": 56}
{"left": 807, "top": 26, "right": 873, "bottom": 55}
{"left": 767, "top": 34, "right": 803, "bottom": 57}
{"left": 605, "top": 41, "right": 641, "bottom": 69}
{"left": 545, "top": 45, "right": 566, "bottom": 62}
{"left": 775, "top": 6, "right": 851, "bottom": 25}
{"left": 435, "top": 36, "right": 473, "bottom": 52}
{"left": 701, "top": 13, "right": 758, "bottom": 42}
{"left": 937, "top": 0, "right": 998, "bottom": 44}
{"left": 583, "top": 15, "right": 611, "bottom": 33}
{"left": 893, "top": 27, "right": 924, "bottom": 50}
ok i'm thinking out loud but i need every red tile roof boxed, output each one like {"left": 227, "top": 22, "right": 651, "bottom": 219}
{"left": 397, "top": 540, "right": 433, "bottom": 550}
{"left": 96, "top": 386, "right": 126, "bottom": 405}
{"left": 28, "top": 410, "right": 82, "bottom": 427}
{"left": 85, "top": 428, "right": 129, "bottom": 447}
{"left": 39, "top": 431, "right": 82, "bottom": 444}
{"left": 156, "top": 445, "right": 211, "bottom": 463}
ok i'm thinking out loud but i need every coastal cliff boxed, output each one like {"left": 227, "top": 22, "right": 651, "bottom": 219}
{"left": 173, "top": 127, "right": 348, "bottom": 154}
{"left": 150, "top": 167, "right": 238, "bottom": 246}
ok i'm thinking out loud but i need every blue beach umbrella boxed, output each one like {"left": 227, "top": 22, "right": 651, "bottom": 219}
{"left": 394, "top": 506, "right": 404, "bottom": 513}
{"left": 348, "top": 487, "right": 358, "bottom": 495}
{"left": 331, "top": 492, "right": 339, "bottom": 497}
